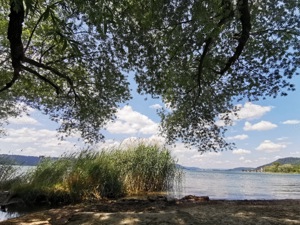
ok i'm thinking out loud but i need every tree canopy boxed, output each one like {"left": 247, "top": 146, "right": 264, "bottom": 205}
{"left": 0, "top": 0, "right": 299, "bottom": 152}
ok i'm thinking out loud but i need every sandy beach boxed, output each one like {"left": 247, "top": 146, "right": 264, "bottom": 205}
{"left": 1, "top": 196, "right": 300, "bottom": 225}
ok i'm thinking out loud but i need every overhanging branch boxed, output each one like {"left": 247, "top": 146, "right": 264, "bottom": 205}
{"left": 218, "top": 0, "right": 251, "bottom": 75}
{"left": 0, "top": 71, "right": 20, "bottom": 93}
{"left": 24, "top": 8, "right": 46, "bottom": 53}
{"left": 23, "top": 56, "right": 80, "bottom": 100}
{"left": 21, "top": 65, "right": 61, "bottom": 95}
{"left": 196, "top": 0, "right": 235, "bottom": 84}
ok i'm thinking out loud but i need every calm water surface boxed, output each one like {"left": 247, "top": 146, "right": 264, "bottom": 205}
{"left": 176, "top": 169, "right": 300, "bottom": 200}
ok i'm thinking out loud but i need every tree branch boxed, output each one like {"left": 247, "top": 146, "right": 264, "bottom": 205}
{"left": 45, "top": 54, "right": 78, "bottom": 66}
{"left": 197, "top": 37, "right": 213, "bottom": 87}
{"left": 218, "top": 0, "right": 235, "bottom": 26}
{"left": 24, "top": 8, "right": 46, "bottom": 53}
{"left": 218, "top": 0, "right": 251, "bottom": 75}
{"left": 23, "top": 56, "right": 80, "bottom": 100}
{"left": 21, "top": 65, "right": 61, "bottom": 95}
{"left": 196, "top": 0, "right": 235, "bottom": 85}
{"left": 0, "top": 71, "right": 20, "bottom": 93}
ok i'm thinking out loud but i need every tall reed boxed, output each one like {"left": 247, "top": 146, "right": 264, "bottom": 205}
{"left": 10, "top": 142, "right": 182, "bottom": 205}
{"left": 0, "top": 156, "right": 21, "bottom": 191}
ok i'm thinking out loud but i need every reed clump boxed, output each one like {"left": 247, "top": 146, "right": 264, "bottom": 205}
{"left": 0, "top": 156, "right": 22, "bottom": 191}
{"left": 9, "top": 143, "right": 182, "bottom": 205}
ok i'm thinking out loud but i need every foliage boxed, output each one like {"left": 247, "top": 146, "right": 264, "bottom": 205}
{"left": 114, "top": 0, "right": 300, "bottom": 152}
{"left": 264, "top": 162, "right": 300, "bottom": 173}
{"left": 0, "top": 0, "right": 299, "bottom": 151}
{"left": 10, "top": 143, "right": 182, "bottom": 205}
{"left": 0, "top": 0, "right": 131, "bottom": 142}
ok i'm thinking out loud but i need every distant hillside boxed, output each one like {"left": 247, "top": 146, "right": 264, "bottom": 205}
{"left": 227, "top": 167, "right": 255, "bottom": 171}
{"left": 257, "top": 157, "right": 300, "bottom": 169}
{"left": 177, "top": 164, "right": 204, "bottom": 171}
{"left": 0, "top": 154, "right": 57, "bottom": 166}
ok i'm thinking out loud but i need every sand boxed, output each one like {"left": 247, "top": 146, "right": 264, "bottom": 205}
{"left": 1, "top": 196, "right": 299, "bottom": 225}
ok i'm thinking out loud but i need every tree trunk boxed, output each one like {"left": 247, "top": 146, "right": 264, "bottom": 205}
{"left": 7, "top": 0, "right": 25, "bottom": 77}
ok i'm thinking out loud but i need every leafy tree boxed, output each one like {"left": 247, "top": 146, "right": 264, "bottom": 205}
{"left": 114, "top": 0, "right": 300, "bottom": 152}
{"left": 0, "top": 0, "right": 299, "bottom": 152}
{"left": 0, "top": 0, "right": 131, "bottom": 142}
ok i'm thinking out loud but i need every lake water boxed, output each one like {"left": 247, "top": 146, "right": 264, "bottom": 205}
{"left": 1, "top": 169, "right": 300, "bottom": 221}
{"left": 175, "top": 169, "right": 300, "bottom": 200}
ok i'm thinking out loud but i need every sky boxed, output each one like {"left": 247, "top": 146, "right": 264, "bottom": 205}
{"left": 0, "top": 75, "right": 300, "bottom": 169}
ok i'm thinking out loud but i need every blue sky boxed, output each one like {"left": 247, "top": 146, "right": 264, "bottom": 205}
{"left": 0, "top": 74, "right": 300, "bottom": 169}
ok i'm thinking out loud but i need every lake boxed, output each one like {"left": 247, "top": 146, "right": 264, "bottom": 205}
{"left": 174, "top": 169, "right": 300, "bottom": 200}
{"left": 1, "top": 169, "right": 300, "bottom": 221}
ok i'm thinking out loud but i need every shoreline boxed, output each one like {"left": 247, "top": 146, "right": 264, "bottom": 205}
{"left": 1, "top": 196, "right": 300, "bottom": 225}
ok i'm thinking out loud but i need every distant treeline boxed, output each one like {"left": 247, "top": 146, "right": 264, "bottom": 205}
{"left": 263, "top": 162, "right": 300, "bottom": 173}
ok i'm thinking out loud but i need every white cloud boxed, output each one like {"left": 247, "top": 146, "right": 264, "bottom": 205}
{"left": 277, "top": 137, "right": 288, "bottom": 141}
{"left": 232, "top": 149, "right": 251, "bottom": 154}
{"left": 227, "top": 134, "right": 249, "bottom": 140}
{"left": 238, "top": 157, "right": 252, "bottom": 164}
{"left": 235, "top": 102, "right": 272, "bottom": 120}
{"left": 282, "top": 120, "right": 300, "bottom": 125}
{"left": 106, "top": 106, "right": 159, "bottom": 135}
{"left": 191, "top": 151, "right": 222, "bottom": 159}
{"left": 216, "top": 102, "right": 272, "bottom": 126}
{"left": 243, "top": 121, "right": 277, "bottom": 131}
{"left": 0, "top": 128, "right": 78, "bottom": 157}
{"left": 149, "top": 104, "right": 162, "bottom": 109}
{"left": 256, "top": 140, "right": 286, "bottom": 153}
{"left": 7, "top": 112, "right": 40, "bottom": 125}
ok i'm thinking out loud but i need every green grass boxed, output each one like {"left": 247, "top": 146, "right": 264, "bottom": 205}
{"left": 8, "top": 142, "right": 182, "bottom": 206}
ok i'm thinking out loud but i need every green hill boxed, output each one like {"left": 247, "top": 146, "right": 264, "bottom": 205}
{"left": 257, "top": 157, "right": 300, "bottom": 169}
{"left": 257, "top": 157, "right": 300, "bottom": 173}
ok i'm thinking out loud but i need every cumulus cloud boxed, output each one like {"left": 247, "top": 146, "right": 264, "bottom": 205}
{"left": 0, "top": 128, "right": 78, "bottom": 156}
{"left": 256, "top": 140, "right": 286, "bottom": 153}
{"left": 8, "top": 115, "right": 40, "bottom": 125}
{"left": 235, "top": 102, "right": 272, "bottom": 120}
{"left": 106, "top": 106, "right": 159, "bottom": 135}
{"left": 243, "top": 121, "right": 277, "bottom": 131}
{"left": 227, "top": 134, "right": 249, "bottom": 140}
{"left": 149, "top": 104, "right": 162, "bottom": 109}
{"left": 216, "top": 102, "right": 272, "bottom": 126}
{"left": 282, "top": 120, "right": 300, "bottom": 125}
{"left": 232, "top": 149, "right": 251, "bottom": 154}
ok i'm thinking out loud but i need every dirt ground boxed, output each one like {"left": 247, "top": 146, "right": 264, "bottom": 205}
{"left": 1, "top": 196, "right": 300, "bottom": 225}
